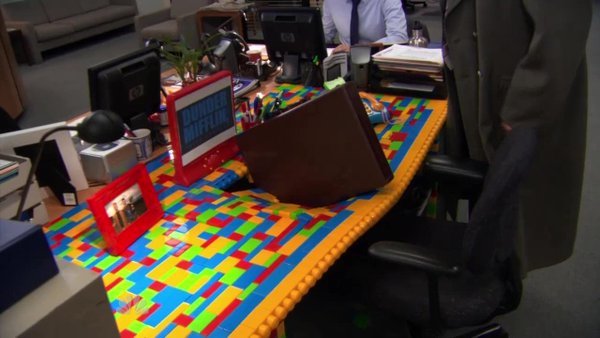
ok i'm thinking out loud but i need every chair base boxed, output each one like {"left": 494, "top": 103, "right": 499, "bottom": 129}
{"left": 454, "top": 323, "right": 508, "bottom": 338}
{"left": 409, "top": 323, "right": 507, "bottom": 338}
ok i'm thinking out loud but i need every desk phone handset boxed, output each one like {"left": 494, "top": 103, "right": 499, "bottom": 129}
{"left": 212, "top": 29, "right": 249, "bottom": 74}
{"left": 322, "top": 53, "right": 349, "bottom": 82}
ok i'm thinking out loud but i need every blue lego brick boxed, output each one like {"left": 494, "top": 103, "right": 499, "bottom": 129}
{"left": 208, "top": 326, "right": 230, "bottom": 338}
{"left": 232, "top": 265, "right": 265, "bottom": 289}
{"left": 155, "top": 322, "right": 178, "bottom": 338}
{"left": 252, "top": 263, "right": 293, "bottom": 298}
{"left": 144, "top": 286, "right": 193, "bottom": 326}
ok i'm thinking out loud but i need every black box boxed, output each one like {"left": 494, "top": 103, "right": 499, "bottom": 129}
{"left": 0, "top": 219, "right": 59, "bottom": 313}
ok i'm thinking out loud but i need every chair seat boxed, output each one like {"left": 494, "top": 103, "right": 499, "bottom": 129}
{"left": 35, "top": 23, "right": 75, "bottom": 42}
{"left": 345, "top": 215, "right": 506, "bottom": 327}
{"left": 371, "top": 266, "right": 505, "bottom": 327}
{"left": 140, "top": 19, "right": 179, "bottom": 41}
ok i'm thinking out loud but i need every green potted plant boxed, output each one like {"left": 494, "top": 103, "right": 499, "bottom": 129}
{"left": 161, "top": 34, "right": 222, "bottom": 86}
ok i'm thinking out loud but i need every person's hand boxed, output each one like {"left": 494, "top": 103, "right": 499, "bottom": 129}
{"left": 332, "top": 44, "right": 351, "bottom": 54}
{"left": 501, "top": 121, "right": 512, "bottom": 132}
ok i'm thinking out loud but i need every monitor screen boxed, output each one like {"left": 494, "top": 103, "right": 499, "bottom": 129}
{"left": 88, "top": 46, "right": 161, "bottom": 126}
{"left": 259, "top": 7, "right": 327, "bottom": 84}
{"left": 166, "top": 71, "right": 239, "bottom": 186}
{"left": 176, "top": 83, "right": 234, "bottom": 164}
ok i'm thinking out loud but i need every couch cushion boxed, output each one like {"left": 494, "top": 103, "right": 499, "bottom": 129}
{"left": 40, "top": 0, "right": 84, "bottom": 21}
{"left": 79, "top": 0, "right": 110, "bottom": 12}
{"left": 1, "top": 0, "right": 48, "bottom": 25}
{"left": 34, "top": 22, "right": 75, "bottom": 42}
{"left": 170, "top": 0, "right": 214, "bottom": 18}
{"left": 140, "top": 20, "right": 179, "bottom": 41}
{"left": 54, "top": 5, "right": 136, "bottom": 31}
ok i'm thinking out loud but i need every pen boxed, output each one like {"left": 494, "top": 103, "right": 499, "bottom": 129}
{"left": 124, "top": 123, "right": 137, "bottom": 137}
{"left": 253, "top": 94, "right": 263, "bottom": 119}
{"left": 260, "top": 100, "right": 275, "bottom": 121}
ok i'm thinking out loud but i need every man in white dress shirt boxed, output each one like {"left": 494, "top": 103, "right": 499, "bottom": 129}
{"left": 322, "top": 0, "right": 408, "bottom": 53}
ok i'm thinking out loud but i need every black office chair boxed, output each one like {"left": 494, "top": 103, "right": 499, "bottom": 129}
{"left": 402, "top": 0, "right": 428, "bottom": 14}
{"left": 344, "top": 127, "right": 538, "bottom": 337}
{"left": 0, "top": 106, "right": 21, "bottom": 134}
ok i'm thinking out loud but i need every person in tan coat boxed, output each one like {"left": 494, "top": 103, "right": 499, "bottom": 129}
{"left": 441, "top": 0, "right": 592, "bottom": 273}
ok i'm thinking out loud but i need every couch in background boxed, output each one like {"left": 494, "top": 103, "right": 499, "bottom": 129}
{"left": 0, "top": 0, "right": 138, "bottom": 64}
{"left": 134, "top": 0, "right": 215, "bottom": 50}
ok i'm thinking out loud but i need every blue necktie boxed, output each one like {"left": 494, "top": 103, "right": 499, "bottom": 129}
{"left": 350, "top": 0, "right": 361, "bottom": 45}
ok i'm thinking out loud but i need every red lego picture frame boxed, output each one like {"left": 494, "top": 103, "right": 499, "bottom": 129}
{"left": 87, "top": 164, "right": 163, "bottom": 255}
{"left": 166, "top": 70, "right": 239, "bottom": 186}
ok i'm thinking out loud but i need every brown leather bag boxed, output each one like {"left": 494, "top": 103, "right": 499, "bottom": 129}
{"left": 236, "top": 83, "right": 393, "bottom": 207}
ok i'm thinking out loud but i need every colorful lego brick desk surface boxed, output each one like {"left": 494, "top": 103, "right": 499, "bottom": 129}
{"left": 43, "top": 85, "right": 446, "bottom": 338}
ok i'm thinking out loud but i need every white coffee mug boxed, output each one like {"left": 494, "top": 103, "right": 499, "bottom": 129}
{"left": 127, "top": 129, "right": 152, "bottom": 161}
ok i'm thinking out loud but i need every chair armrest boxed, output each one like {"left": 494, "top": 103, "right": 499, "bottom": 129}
{"left": 369, "top": 241, "right": 461, "bottom": 275}
{"left": 422, "top": 154, "right": 488, "bottom": 186}
{"left": 5, "top": 20, "right": 35, "bottom": 35}
{"left": 5, "top": 21, "right": 41, "bottom": 63}
{"left": 176, "top": 12, "right": 200, "bottom": 49}
{"left": 134, "top": 8, "right": 171, "bottom": 31}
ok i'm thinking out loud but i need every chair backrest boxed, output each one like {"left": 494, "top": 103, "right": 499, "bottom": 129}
{"left": 462, "top": 127, "right": 538, "bottom": 273}
{"left": 170, "top": 0, "right": 214, "bottom": 18}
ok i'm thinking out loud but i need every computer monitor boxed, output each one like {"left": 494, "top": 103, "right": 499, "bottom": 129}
{"left": 259, "top": 7, "right": 327, "bottom": 84}
{"left": 166, "top": 71, "right": 239, "bottom": 186}
{"left": 88, "top": 46, "right": 161, "bottom": 128}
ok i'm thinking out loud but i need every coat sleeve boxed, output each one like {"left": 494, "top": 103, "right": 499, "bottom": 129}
{"left": 500, "top": 0, "right": 592, "bottom": 127}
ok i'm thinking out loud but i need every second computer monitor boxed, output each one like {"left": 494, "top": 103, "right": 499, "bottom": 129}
{"left": 88, "top": 46, "right": 161, "bottom": 128}
{"left": 259, "top": 7, "right": 327, "bottom": 84}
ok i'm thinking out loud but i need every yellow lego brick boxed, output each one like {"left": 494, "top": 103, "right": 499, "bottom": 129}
{"left": 165, "top": 269, "right": 191, "bottom": 287}
{"left": 101, "top": 272, "right": 120, "bottom": 287}
{"left": 212, "top": 196, "right": 229, "bottom": 205}
{"left": 215, "top": 256, "right": 239, "bottom": 274}
{"left": 162, "top": 190, "right": 186, "bottom": 206}
{"left": 146, "top": 303, "right": 189, "bottom": 336}
{"left": 70, "top": 208, "right": 90, "bottom": 222}
{"left": 166, "top": 325, "right": 192, "bottom": 338}
{"left": 230, "top": 323, "right": 257, "bottom": 338}
{"left": 146, "top": 256, "right": 179, "bottom": 280}
{"left": 265, "top": 217, "right": 295, "bottom": 237}
{"left": 204, "top": 286, "right": 242, "bottom": 315}
{"left": 249, "top": 249, "right": 276, "bottom": 266}
{"left": 277, "top": 234, "right": 305, "bottom": 257}
{"left": 145, "top": 235, "right": 169, "bottom": 250}
{"left": 185, "top": 271, "right": 214, "bottom": 294}
{"left": 199, "top": 237, "right": 233, "bottom": 259}
{"left": 64, "top": 218, "right": 94, "bottom": 237}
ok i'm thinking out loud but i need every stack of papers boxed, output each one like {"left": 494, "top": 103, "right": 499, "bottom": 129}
{"left": 372, "top": 44, "right": 444, "bottom": 81}
{"left": 0, "top": 159, "right": 19, "bottom": 183}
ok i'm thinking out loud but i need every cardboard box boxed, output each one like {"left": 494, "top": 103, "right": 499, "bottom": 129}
{"left": 0, "top": 219, "right": 58, "bottom": 313}
{"left": 80, "top": 140, "right": 137, "bottom": 183}
{"left": 0, "top": 258, "right": 119, "bottom": 338}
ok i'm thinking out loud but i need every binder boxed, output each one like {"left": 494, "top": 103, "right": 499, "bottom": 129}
{"left": 236, "top": 83, "right": 393, "bottom": 207}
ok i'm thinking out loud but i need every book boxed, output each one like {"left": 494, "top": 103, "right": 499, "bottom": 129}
{"left": 0, "top": 158, "right": 17, "bottom": 171}
{"left": 233, "top": 76, "right": 260, "bottom": 98}
{"left": 236, "top": 83, "right": 393, "bottom": 207}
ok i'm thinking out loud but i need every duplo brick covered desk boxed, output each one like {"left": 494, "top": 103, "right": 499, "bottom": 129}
{"left": 43, "top": 84, "right": 446, "bottom": 337}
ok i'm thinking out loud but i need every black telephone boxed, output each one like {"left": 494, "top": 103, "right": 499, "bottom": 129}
{"left": 212, "top": 29, "right": 249, "bottom": 75}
